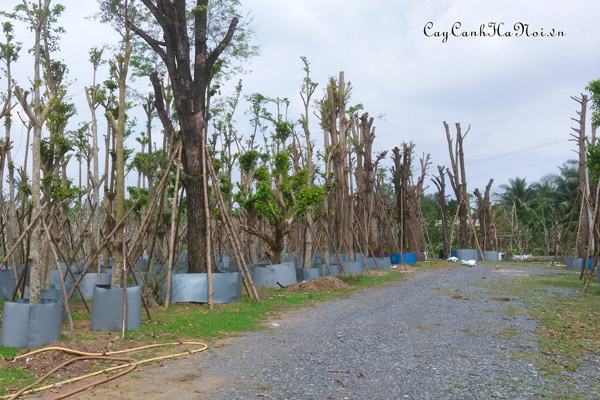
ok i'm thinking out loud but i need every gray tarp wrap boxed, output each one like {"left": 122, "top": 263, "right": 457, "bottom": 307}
{"left": 296, "top": 268, "right": 321, "bottom": 281}
{"left": 483, "top": 251, "right": 501, "bottom": 261}
{"left": 0, "top": 269, "right": 16, "bottom": 299}
{"left": 41, "top": 288, "right": 64, "bottom": 307}
{"left": 169, "top": 272, "right": 241, "bottom": 304}
{"left": 366, "top": 257, "right": 392, "bottom": 270}
{"left": 354, "top": 253, "right": 366, "bottom": 264}
{"left": 284, "top": 252, "right": 302, "bottom": 267}
{"left": 41, "top": 288, "right": 67, "bottom": 320}
{"left": 328, "top": 252, "right": 348, "bottom": 264}
{"left": 342, "top": 261, "right": 364, "bottom": 275}
{"left": 1, "top": 299, "right": 62, "bottom": 348}
{"left": 216, "top": 256, "right": 231, "bottom": 271}
{"left": 319, "top": 264, "right": 341, "bottom": 277}
{"left": 455, "top": 249, "right": 479, "bottom": 261}
{"left": 572, "top": 258, "right": 594, "bottom": 271}
{"left": 74, "top": 273, "right": 112, "bottom": 300}
{"left": 251, "top": 263, "right": 297, "bottom": 287}
{"left": 173, "top": 253, "right": 234, "bottom": 273}
{"left": 565, "top": 256, "right": 575, "bottom": 269}
{"left": 91, "top": 285, "right": 141, "bottom": 332}
{"left": 50, "top": 264, "right": 75, "bottom": 292}
{"left": 312, "top": 252, "right": 324, "bottom": 266}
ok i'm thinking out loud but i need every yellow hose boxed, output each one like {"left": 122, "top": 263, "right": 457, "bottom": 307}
{"left": 2, "top": 341, "right": 208, "bottom": 400}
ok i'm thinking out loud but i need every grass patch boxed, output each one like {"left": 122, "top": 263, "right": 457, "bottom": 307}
{"left": 500, "top": 325, "right": 519, "bottom": 339}
{"left": 0, "top": 347, "right": 20, "bottom": 360}
{"left": 0, "top": 367, "right": 36, "bottom": 396}
{"left": 416, "top": 260, "right": 460, "bottom": 269}
{"left": 487, "top": 270, "right": 600, "bottom": 375}
{"left": 505, "top": 304, "right": 524, "bottom": 316}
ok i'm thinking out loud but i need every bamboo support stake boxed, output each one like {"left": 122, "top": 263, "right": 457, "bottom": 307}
{"left": 353, "top": 217, "right": 380, "bottom": 271}
{"left": 121, "top": 228, "right": 128, "bottom": 339}
{"left": 349, "top": 220, "right": 370, "bottom": 273}
{"left": 307, "top": 221, "right": 332, "bottom": 276}
{"left": 319, "top": 219, "right": 347, "bottom": 274}
{"left": 41, "top": 220, "right": 75, "bottom": 337}
{"left": 200, "top": 128, "right": 214, "bottom": 309}
{"left": 204, "top": 147, "right": 259, "bottom": 300}
{"left": 165, "top": 146, "right": 182, "bottom": 308}
{"left": 0, "top": 203, "right": 48, "bottom": 269}
{"left": 43, "top": 227, "right": 91, "bottom": 314}
{"left": 66, "top": 199, "right": 140, "bottom": 301}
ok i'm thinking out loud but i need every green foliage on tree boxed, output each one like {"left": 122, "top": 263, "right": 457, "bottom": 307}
{"left": 587, "top": 79, "right": 600, "bottom": 129}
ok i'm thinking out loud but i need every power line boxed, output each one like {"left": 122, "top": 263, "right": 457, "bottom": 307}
{"left": 467, "top": 138, "right": 568, "bottom": 165}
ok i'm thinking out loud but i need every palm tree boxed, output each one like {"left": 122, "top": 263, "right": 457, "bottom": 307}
{"left": 499, "top": 177, "right": 532, "bottom": 213}
{"left": 550, "top": 160, "right": 579, "bottom": 215}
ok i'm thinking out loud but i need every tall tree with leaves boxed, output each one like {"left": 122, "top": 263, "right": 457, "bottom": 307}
{"left": 0, "top": 21, "right": 21, "bottom": 263}
{"left": 10, "top": 0, "right": 64, "bottom": 303}
{"left": 99, "top": 0, "right": 134, "bottom": 288}
{"left": 236, "top": 149, "right": 323, "bottom": 264}
{"left": 128, "top": 0, "right": 246, "bottom": 272}
{"left": 85, "top": 46, "right": 105, "bottom": 272}
{"left": 587, "top": 80, "right": 600, "bottom": 144}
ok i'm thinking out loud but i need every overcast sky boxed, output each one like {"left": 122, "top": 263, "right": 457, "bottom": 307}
{"left": 2, "top": 0, "right": 599, "bottom": 194}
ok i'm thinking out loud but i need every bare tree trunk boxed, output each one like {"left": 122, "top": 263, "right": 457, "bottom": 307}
{"left": 572, "top": 95, "right": 591, "bottom": 258}
{"left": 433, "top": 166, "right": 451, "bottom": 258}
{"left": 322, "top": 73, "right": 354, "bottom": 259}
{"left": 110, "top": 12, "right": 133, "bottom": 288}
{"left": 443, "top": 121, "right": 471, "bottom": 248}
{"left": 13, "top": 0, "right": 55, "bottom": 303}
{"left": 474, "top": 179, "right": 496, "bottom": 251}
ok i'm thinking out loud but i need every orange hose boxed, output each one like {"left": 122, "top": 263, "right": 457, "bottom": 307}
{"left": 3, "top": 341, "right": 208, "bottom": 400}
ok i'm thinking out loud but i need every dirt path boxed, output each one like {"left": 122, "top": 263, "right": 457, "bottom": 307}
{"left": 63, "top": 265, "right": 562, "bottom": 399}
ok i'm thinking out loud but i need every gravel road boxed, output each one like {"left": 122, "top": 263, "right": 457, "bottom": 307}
{"left": 78, "top": 265, "right": 597, "bottom": 400}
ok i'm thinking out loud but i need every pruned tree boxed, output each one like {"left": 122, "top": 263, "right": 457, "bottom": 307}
{"left": 570, "top": 94, "right": 591, "bottom": 259}
{"left": 11, "top": 0, "right": 65, "bottom": 303}
{"left": 443, "top": 121, "right": 471, "bottom": 248}
{"left": 298, "top": 57, "right": 318, "bottom": 269}
{"left": 392, "top": 143, "right": 430, "bottom": 258}
{"left": 236, "top": 149, "right": 323, "bottom": 264}
{"left": 432, "top": 166, "right": 450, "bottom": 258}
{"left": 0, "top": 21, "right": 21, "bottom": 264}
{"left": 320, "top": 72, "right": 354, "bottom": 260}
{"left": 474, "top": 179, "right": 497, "bottom": 251}
{"left": 353, "top": 112, "right": 386, "bottom": 256}
{"left": 100, "top": 0, "right": 134, "bottom": 288}
{"left": 84, "top": 46, "right": 105, "bottom": 273}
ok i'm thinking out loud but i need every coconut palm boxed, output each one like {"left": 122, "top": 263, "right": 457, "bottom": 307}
{"left": 499, "top": 177, "right": 532, "bottom": 215}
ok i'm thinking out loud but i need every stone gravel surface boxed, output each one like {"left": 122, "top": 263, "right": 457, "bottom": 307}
{"left": 196, "top": 265, "right": 546, "bottom": 400}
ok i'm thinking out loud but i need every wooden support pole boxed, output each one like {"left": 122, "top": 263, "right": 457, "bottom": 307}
{"left": 42, "top": 220, "right": 75, "bottom": 337}
{"left": 165, "top": 146, "right": 182, "bottom": 308}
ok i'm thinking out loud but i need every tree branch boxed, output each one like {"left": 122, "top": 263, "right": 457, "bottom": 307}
{"left": 150, "top": 71, "right": 176, "bottom": 138}
{"left": 14, "top": 86, "right": 36, "bottom": 124}
{"left": 206, "top": 17, "right": 239, "bottom": 71}
{"left": 130, "top": 23, "right": 168, "bottom": 61}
